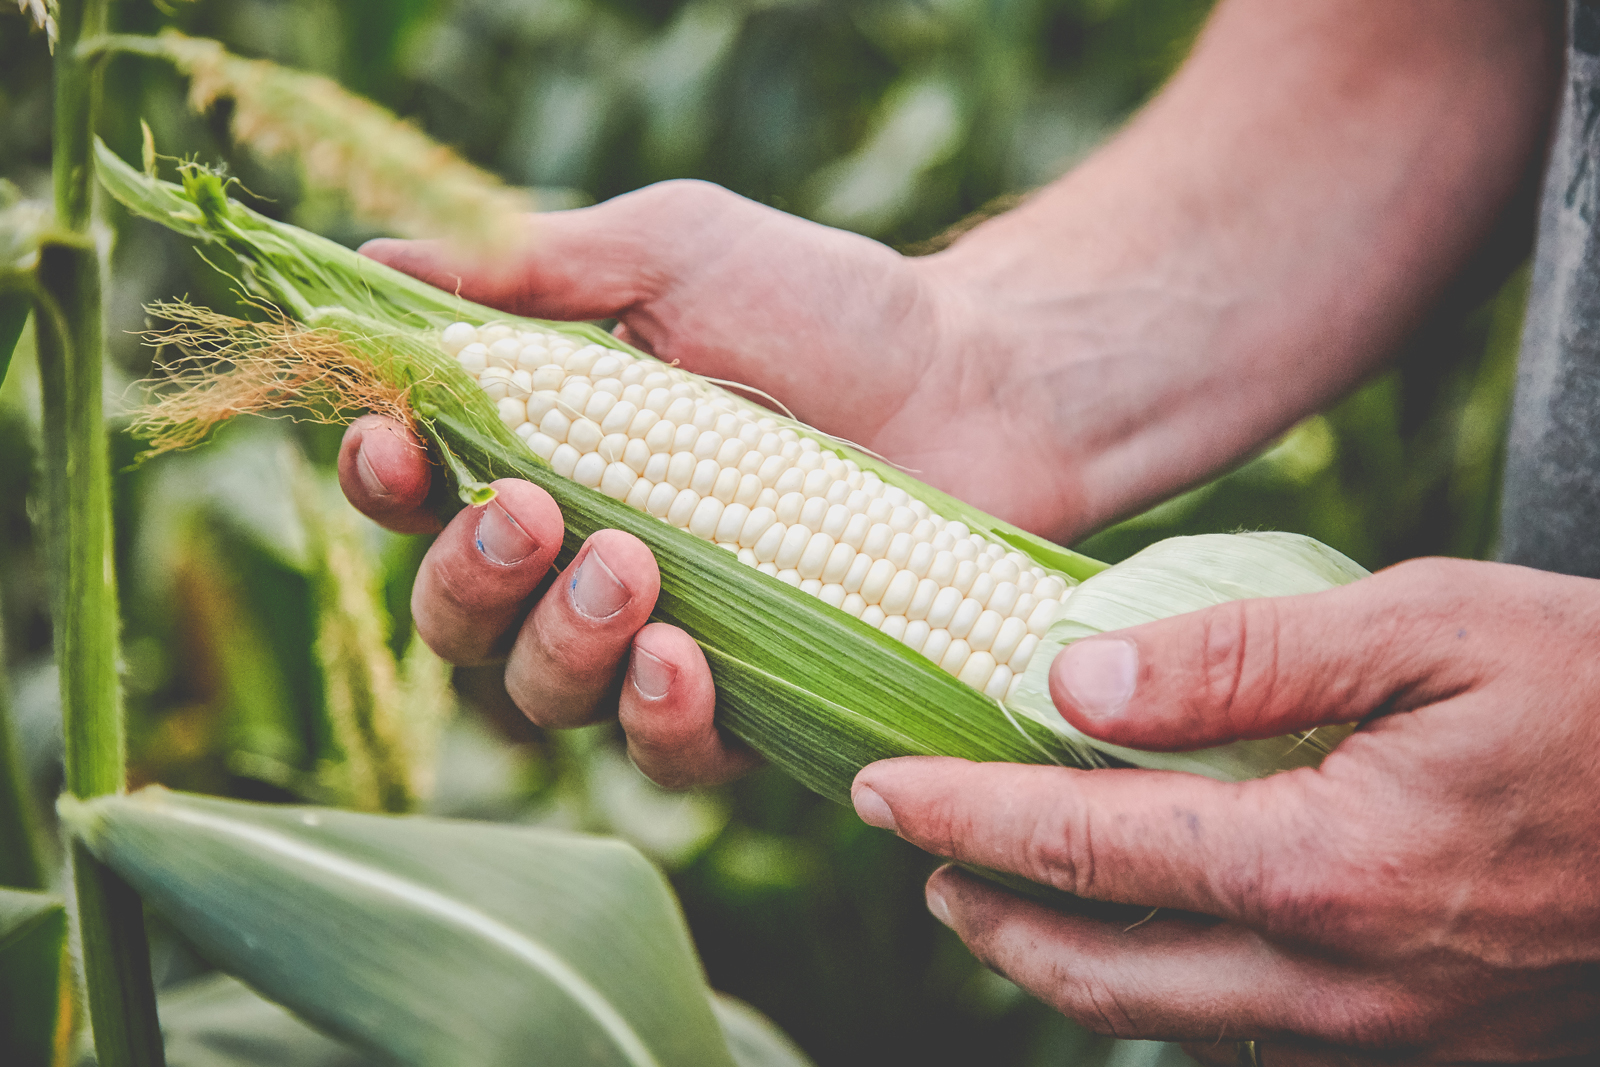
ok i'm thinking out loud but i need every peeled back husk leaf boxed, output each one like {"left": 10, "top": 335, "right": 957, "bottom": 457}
{"left": 1011, "top": 532, "right": 1369, "bottom": 780}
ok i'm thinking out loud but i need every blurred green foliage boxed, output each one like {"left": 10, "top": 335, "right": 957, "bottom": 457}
{"left": 0, "top": 0, "right": 1526, "bottom": 1064}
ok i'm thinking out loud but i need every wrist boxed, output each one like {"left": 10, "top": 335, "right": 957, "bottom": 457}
{"left": 908, "top": 213, "right": 1252, "bottom": 543}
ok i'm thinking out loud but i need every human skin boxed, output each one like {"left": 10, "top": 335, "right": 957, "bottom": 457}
{"left": 851, "top": 559, "right": 1600, "bottom": 1062}
{"left": 339, "top": 0, "right": 1576, "bottom": 1052}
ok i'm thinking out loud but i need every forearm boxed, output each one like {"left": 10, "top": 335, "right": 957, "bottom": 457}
{"left": 923, "top": 0, "right": 1560, "bottom": 535}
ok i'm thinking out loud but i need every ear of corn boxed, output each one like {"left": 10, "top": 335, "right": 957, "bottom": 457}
{"left": 100, "top": 141, "right": 1367, "bottom": 809}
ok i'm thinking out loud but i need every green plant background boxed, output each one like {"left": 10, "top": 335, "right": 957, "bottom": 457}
{"left": 0, "top": 0, "right": 1526, "bottom": 1064}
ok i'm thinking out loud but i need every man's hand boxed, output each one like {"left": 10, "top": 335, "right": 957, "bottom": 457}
{"left": 850, "top": 558, "right": 1600, "bottom": 1063}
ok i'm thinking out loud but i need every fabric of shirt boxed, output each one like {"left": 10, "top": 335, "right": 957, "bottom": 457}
{"left": 1500, "top": 0, "right": 1600, "bottom": 577}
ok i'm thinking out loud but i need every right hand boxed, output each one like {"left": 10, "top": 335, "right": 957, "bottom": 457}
{"left": 339, "top": 180, "right": 1090, "bottom": 786}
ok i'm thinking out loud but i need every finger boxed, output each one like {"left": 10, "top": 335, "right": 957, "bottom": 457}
{"left": 1047, "top": 557, "right": 1499, "bottom": 751}
{"left": 410, "top": 480, "right": 564, "bottom": 665}
{"left": 505, "top": 529, "right": 660, "bottom": 728}
{"left": 337, "top": 415, "right": 439, "bottom": 534}
{"left": 853, "top": 757, "right": 1325, "bottom": 926}
{"left": 618, "top": 623, "right": 761, "bottom": 789}
{"left": 361, "top": 180, "right": 741, "bottom": 322}
{"left": 923, "top": 866, "right": 1392, "bottom": 1046}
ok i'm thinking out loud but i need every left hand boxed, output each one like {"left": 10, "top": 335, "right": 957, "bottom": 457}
{"left": 850, "top": 557, "right": 1600, "bottom": 1065}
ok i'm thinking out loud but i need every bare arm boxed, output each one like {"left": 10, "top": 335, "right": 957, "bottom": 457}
{"left": 921, "top": 0, "right": 1561, "bottom": 532}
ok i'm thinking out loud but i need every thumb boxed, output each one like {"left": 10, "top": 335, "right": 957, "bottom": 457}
{"left": 1048, "top": 557, "right": 1489, "bottom": 750}
{"left": 359, "top": 179, "right": 741, "bottom": 324}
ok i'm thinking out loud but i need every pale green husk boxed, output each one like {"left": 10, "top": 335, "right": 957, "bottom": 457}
{"left": 1011, "top": 533, "right": 1369, "bottom": 779}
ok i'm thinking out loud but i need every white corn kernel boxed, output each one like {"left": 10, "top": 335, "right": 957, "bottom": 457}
{"left": 903, "top": 619, "right": 931, "bottom": 654}
{"left": 797, "top": 533, "right": 835, "bottom": 580}
{"left": 601, "top": 401, "right": 637, "bottom": 435}
{"left": 776, "top": 492, "right": 805, "bottom": 526}
{"left": 550, "top": 443, "right": 579, "bottom": 478}
{"left": 906, "top": 578, "right": 939, "bottom": 622}
{"left": 600, "top": 463, "right": 636, "bottom": 500}
{"left": 940, "top": 638, "right": 972, "bottom": 676}
{"left": 689, "top": 497, "right": 724, "bottom": 540}
{"left": 880, "top": 615, "right": 908, "bottom": 642}
{"left": 625, "top": 478, "right": 653, "bottom": 510}
{"left": 990, "top": 618, "right": 1028, "bottom": 665}
{"left": 527, "top": 432, "right": 558, "bottom": 461}
{"left": 958, "top": 651, "right": 996, "bottom": 691}
{"left": 646, "top": 482, "right": 676, "bottom": 517}
{"left": 922, "top": 629, "right": 952, "bottom": 665}
{"left": 572, "top": 452, "right": 606, "bottom": 488}
{"left": 740, "top": 507, "right": 777, "bottom": 548}
{"left": 879, "top": 570, "right": 918, "bottom": 616}
{"left": 1008, "top": 634, "right": 1039, "bottom": 672}
{"left": 841, "top": 593, "right": 867, "bottom": 618}
{"left": 821, "top": 542, "right": 855, "bottom": 584}
{"left": 948, "top": 598, "right": 982, "bottom": 641}
{"left": 753, "top": 522, "right": 787, "bottom": 564}
{"left": 711, "top": 466, "right": 740, "bottom": 504}
{"left": 568, "top": 419, "right": 603, "bottom": 455}
{"left": 1027, "top": 599, "right": 1060, "bottom": 637}
{"left": 644, "top": 420, "right": 675, "bottom": 453}
{"left": 859, "top": 559, "right": 897, "bottom": 605}
{"left": 841, "top": 553, "right": 872, "bottom": 594}
{"left": 690, "top": 458, "right": 720, "bottom": 496}
{"left": 967, "top": 610, "right": 1004, "bottom": 653}
{"left": 666, "top": 452, "right": 695, "bottom": 490}
{"left": 497, "top": 396, "right": 527, "bottom": 429}
{"left": 667, "top": 489, "right": 701, "bottom": 527}
{"left": 734, "top": 474, "right": 763, "bottom": 507}
{"left": 774, "top": 524, "right": 811, "bottom": 570}
{"left": 860, "top": 605, "right": 886, "bottom": 629}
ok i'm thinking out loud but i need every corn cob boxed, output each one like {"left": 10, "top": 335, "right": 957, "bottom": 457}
{"left": 99, "top": 142, "right": 1366, "bottom": 816}
{"left": 440, "top": 319, "right": 1070, "bottom": 703}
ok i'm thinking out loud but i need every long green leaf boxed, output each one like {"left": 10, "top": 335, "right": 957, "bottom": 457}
{"left": 0, "top": 296, "right": 26, "bottom": 389}
{"left": 0, "top": 887, "right": 69, "bottom": 1067}
{"left": 63, "top": 788, "right": 741, "bottom": 1067}
{"left": 158, "top": 975, "right": 818, "bottom": 1067}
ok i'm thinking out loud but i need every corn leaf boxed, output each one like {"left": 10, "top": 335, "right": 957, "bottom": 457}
{"left": 0, "top": 296, "right": 26, "bottom": 389}
{"left": 710, "top": 996, "right": 817, "bottom": 1067}
{"left": 62, "top": 788, "right": 741, "bottom": 1067}
{"left": 158, "top": 974, "right": 819, "bottom": 1067}
{"left": 0, "top": 887, "right": 69, "bottom": 1067}
{"left": 160, "top": 974, "right": 376, "bottom": 1067}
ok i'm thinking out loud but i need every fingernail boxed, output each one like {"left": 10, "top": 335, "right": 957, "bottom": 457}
{"left": 357, "top": 443, "right": 391, "bottom": 499}
{"left": 1059, "top": 638, "right": 1138, "bottom": 721}
{"left": 475, "top": 502, "right": 535, "bottom": 565}
{"left": 852, "top": 784, "right": 897, "bottom": 832}
{"left": 570, "top": 549, "right": 630, "bottom": 620}
{"left": 630, "top": 647, "right": 675, "bottom": 700}
{"left": 926, "top": 885, "right": 953, "bottom": 928}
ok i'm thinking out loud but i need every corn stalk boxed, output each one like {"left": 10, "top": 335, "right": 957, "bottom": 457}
{"left": 35, "top": 1, "right": 165, "bottom": 1063}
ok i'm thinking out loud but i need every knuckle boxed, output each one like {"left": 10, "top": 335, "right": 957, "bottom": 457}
{"left": 1192, "top": 599, "right": 1267, "bottom": 735}
{"left": 1051, "top": 973, "right": 1141, "bottom": 1038}
{"left": 635, "top": 178, "right": 736, "bottom": 219}
{"left": 1021, "top": 794, "right": 1101, "bottom": 899}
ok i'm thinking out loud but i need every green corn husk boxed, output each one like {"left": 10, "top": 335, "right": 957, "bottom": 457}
{"left": 98, "top": 141, "right": 1368, "bottom": 803}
